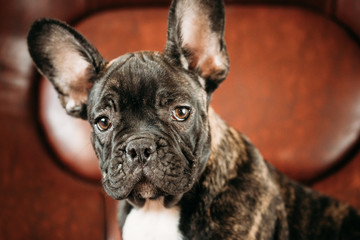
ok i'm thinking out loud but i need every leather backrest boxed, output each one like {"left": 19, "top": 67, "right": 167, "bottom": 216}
{"left": 39, "top": 4, "right": 360, "bottom": 182}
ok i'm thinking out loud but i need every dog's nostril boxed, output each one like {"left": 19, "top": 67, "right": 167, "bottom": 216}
{"left": 144, "top": 148, "right": 151, "bottom": 159}
{"left": 129, "top": 149, "right": 137, "bottom": 159}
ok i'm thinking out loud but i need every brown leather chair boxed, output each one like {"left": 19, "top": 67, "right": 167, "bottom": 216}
{"left": 1, "top": 0, "right": 359, "bottom": 239}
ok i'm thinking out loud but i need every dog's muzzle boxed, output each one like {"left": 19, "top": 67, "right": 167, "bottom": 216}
{"left": 101, "top": 133, "right": 195, "bottom": 207}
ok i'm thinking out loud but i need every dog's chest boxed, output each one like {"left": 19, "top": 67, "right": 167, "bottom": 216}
{"left": 122, "top": 199, "right": 183, "bottom": 240}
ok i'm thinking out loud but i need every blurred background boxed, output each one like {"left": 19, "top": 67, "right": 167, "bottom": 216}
{"left": 0, "top": 0, "right": 359, "bottom": 239}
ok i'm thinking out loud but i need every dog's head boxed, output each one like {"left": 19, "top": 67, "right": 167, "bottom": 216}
{"left": 27, "top": 0, "right": 229, "bottom": 207}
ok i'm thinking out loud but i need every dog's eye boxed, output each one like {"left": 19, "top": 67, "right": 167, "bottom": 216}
{"left": 96, "top": 117, "right": 112, "bottom": 131}
{"left": 171, "top": 106, "right": 191, "bottom": 122}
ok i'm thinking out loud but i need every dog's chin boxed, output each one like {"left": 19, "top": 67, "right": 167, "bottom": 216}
{"left": 126, "top": 180, "right": 184, "bottom": 208}
{"left": 132, "top": 179, "right": 161, "bottom": 199}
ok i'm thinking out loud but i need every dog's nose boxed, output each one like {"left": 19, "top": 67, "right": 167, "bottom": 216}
{"left": 125, "top": 139, "right": 156, "bottom": 163}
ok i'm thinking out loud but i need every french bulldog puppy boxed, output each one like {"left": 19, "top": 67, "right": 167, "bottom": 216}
{"left": 27, "top": 0, "right": 360, "bottom": 239}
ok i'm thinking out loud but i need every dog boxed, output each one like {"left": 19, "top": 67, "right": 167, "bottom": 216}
{"left": 27, "top": 0, "right": 360, "bottom": 239}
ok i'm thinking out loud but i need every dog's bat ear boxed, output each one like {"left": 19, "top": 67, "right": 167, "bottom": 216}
{"left": 27, "top": 18, "right": 106, "bottom": 119}
{"left": 165, "top": 0, "right": 229, "bottom": 94}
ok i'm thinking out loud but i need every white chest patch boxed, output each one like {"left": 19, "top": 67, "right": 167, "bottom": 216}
{"left": 122, "top": 198, "right": 183, "bottom": 240}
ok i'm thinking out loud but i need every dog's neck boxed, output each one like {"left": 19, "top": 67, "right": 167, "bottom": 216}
{"left": 201, "top": 107, "right": 251, "bottom": 200}
{"left": 204, "top": 106, "right": 277, "bottom": 202}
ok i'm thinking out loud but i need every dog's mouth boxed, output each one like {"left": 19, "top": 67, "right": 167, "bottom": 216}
{"left": 102, "top": 159, "right": 191, "bottom": 207}
{"left": 127, "top": 178, "right": 161, "bottom": 206}
{"left": 131, "top": 177, "right": 162, "bottom": 199}
{"left": 126, "top": 177, "right": 183, "bottom": 208}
